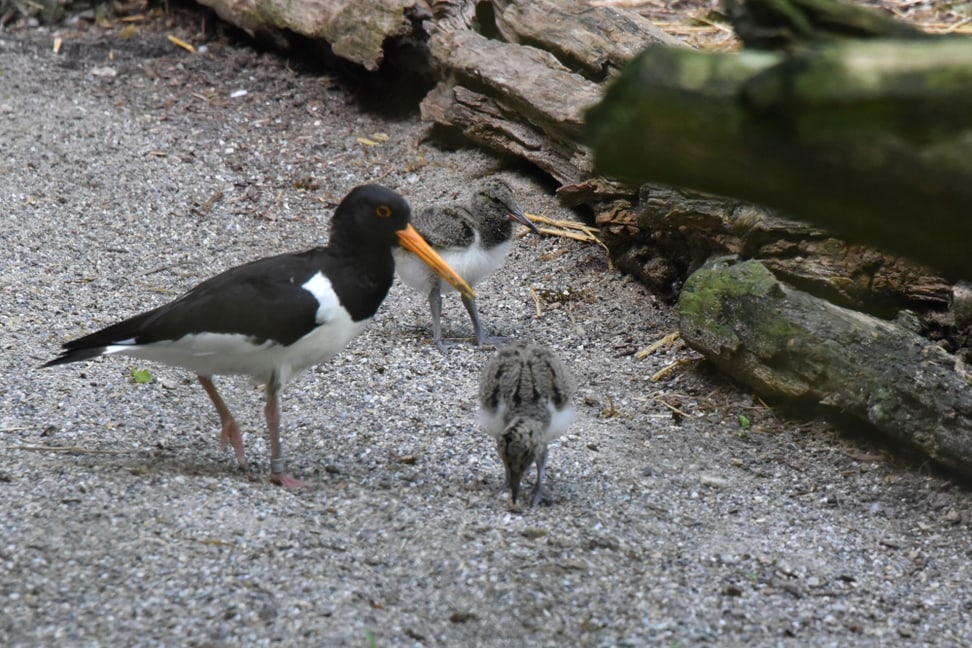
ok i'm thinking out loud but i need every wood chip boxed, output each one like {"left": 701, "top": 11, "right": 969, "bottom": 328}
{"left": 167, "top": 34, "right": 195, "bottom": 54}
{"left": 527, "top": 213, "right": 614, "bottom": 269}
{"left": 635, "top": 330, "right": 681, "bottom": 359}
{"left": 650, "top": 356, "right": 701, "bottom": 382}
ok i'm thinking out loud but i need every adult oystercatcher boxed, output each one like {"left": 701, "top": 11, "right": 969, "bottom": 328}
{"left": 44, "top": 184, "right": 474, "bottom": 488}
{"left": 393, "top": 178, "right": 539, "bottom": 352}
{"left": 478, "top": 341, "right": 576, "bottom": 506}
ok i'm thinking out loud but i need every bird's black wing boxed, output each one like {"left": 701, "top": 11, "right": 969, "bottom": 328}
{"left": 45, "top": 250, "right": 329, "bottom": 366}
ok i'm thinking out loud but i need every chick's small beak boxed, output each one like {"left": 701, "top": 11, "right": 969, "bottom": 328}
{"left": 509, "top": 207, "right": 540, "bottom": 234}
{"left": 397, "top": 224, "right": 475, "bottom": 300}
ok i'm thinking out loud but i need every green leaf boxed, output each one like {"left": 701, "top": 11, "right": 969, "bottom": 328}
{"left": 131, "top": 368, "right": 152, "bottom": 384}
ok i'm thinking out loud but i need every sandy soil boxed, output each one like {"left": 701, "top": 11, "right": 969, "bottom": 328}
{"left": 1, "top": 13, "right": 970, "bottom": 647}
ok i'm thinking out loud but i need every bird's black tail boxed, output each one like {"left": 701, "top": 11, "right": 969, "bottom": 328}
{"left": 42, "top": 308, "right": 159, "bottom": 368}
{"left": 42, "top": 346, "right": 109, "bottom": 368}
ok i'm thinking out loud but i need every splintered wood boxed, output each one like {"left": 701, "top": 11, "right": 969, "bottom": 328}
{"left": 527, "top": 213, "right": 613, "bottom": 269}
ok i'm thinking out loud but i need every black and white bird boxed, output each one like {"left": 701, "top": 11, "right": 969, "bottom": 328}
{"left": 44, "top": 184, "right": 474, "bottom": 488}
{"left": 393, "top": 178, "right": 539, "bottom": 352}
{"left": 478, "top": 341, "right": 576, "bottom": 506}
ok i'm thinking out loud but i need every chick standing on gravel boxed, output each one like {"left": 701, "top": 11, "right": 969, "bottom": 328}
{"left": 394, "top": 179, "right": 540, "bottom": 352}
{"left": 478, "top": 341, "right": 576, "bottom": 506}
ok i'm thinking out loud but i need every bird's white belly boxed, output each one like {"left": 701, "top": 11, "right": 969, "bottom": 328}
{"left": 545, "top": 404, "right": 576, "bottom": 443}
{"left": 478, "top": 401, "right": 509, "bottom": 439}
{"left": 107, "top": 317, "right": 370, "bottom": 385}
{"left": 395, "top": 239, "right": 511, "bottom": 295}
{"left": 105, "top": 271, "right": 371, "bottom": 386}
{"left": 478, "top": 400, "right": 575, "bottom": 443}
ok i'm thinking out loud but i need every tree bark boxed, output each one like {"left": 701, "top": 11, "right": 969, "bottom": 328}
{"left": 195, "top": 0, "right": 421, "bottom": 70}
{"left": 420, "top": 29, "right": 602, "bottom": 187}
{"left": 418, "top": 0, "right": 679, "bottom": 189}
{"left": 614, "top": 185, "right": 952, "bottom": 313}
{"left": 678, "top": 258, "right": 972, "bottom": 475}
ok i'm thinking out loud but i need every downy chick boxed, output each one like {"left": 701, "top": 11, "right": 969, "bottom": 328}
{"left": 478, "top": 341, "right": 576, "bottom": 506}
{"left": 395, "top": 179, "right": 539, "bottom": 352}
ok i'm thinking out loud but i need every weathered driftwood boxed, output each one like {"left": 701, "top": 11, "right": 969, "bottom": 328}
{"left": 420, "top": 29, "right": 601, "bottom": 187}
{"left": 586, "top": 38, "right": 972, "bottom": 281}
{"left": 491, "top": 0, "right": 682, "bottom": 80}
{"left": 678, "top": 259, "right": 972, "bottom": 476}
{"left": 195, "top": 0, "right": 422, "bottom": 70}
{"left": 420, "top": 0, "right": 679, "bottom": 188}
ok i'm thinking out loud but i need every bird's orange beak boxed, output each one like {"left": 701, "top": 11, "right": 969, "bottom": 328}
{"left": 397, "top": 224, "right": 475, "bottom": 300}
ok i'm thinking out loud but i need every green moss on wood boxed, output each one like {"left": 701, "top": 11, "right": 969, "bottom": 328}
{"left": 678, "top": 259, "right": 778, "bottom": 346}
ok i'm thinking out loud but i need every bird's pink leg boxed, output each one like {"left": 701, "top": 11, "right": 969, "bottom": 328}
{"left": 198, "top": 375, "right": 246, "bottom": 468}
{"left": 264, "top": 380, "right": 308, "bottom": 489}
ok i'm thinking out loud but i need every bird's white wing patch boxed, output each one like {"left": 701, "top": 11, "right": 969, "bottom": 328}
{"left": 291, "top": 270, "right": 371, "bottom": 372}
{"left": 302, "top": 271, "right": 343, "bottom": 324}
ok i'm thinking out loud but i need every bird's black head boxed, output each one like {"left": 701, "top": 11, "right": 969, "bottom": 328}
{"left": 330, "top": 184, "right": 412, "bottom": 249}
{"left": 330, "top": 184, "right": 476, "bottom": 299}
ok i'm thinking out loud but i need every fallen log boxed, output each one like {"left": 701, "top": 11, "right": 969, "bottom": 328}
{"left": 420, "top": 29, "right": 602, "bottom": 186}
{"left": 585, "top": 38, "right": 972, "bottom": 281}
{"left": 615, "top": 185, "right": 953, "bottom": 313}
{"left": 195, "top": 0, "right": 421, "bottom": 70}
{"left": 420, "top": 0, "right": 679, "bottom": 188}
{"left": 724, "top": 0, "right": 931, "bottom": 49}
{"left": 678, "top": 258, "right": 972, "bottom": 475}
{"left": 491, "top": 0, "right": 683, "bottom": 80}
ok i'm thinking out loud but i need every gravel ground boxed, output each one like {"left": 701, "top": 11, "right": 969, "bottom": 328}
{"left": 2, "top": 17, "right": 971, "bottom": 648}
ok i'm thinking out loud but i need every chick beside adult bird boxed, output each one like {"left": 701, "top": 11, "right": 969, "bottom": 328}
{"left": 394, "top": 178, "right": 540, "bottom": 352}
{"left": 44, "top": 184, "right": 474, "bottom": 488}
{"left": 478, "top": 341, "right": 576, "bottom": 506}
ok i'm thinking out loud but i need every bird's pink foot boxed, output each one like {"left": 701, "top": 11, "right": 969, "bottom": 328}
{"left": 198, "top": 376, "right": 247, "bottom": 468}
{"left": 271, "top": 472, "right": 309, "bottom": 489}
{"left": 219, "top": 420, "right": 247, "bottom": 468}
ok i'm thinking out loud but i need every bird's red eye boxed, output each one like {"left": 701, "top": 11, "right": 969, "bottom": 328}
{"left": 376, "top": 205, "right": 392, "bottom": 218}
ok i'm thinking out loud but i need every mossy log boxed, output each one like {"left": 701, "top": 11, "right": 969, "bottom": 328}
{"left": 586, "top": 39, "right": 972, "bottom": 281}
{"left": 678, "top": 258, "right": 972, "bottom": 475}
